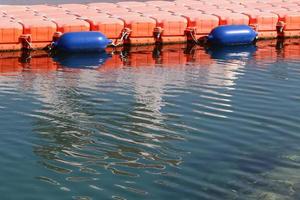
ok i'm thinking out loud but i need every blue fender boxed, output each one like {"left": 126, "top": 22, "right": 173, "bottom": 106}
{"left": 207, "top": 25, "right": 258, "bottom": 46}
{"left": 53, "top": 32, "right": 111, "bottom": 53}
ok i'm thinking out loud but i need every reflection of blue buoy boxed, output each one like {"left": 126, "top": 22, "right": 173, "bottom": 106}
{"left": 53, "top": 51, "right": 111, "bottom": 69}
{"left": 207, "top": 25, "right": 258, "bottom": 46}
{"left": 206, "top": 45, "right": 257, "bottom": 60}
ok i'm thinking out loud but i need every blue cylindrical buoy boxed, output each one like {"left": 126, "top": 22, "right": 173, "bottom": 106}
{"left": 206, "top": 25, "right": 258, "bottom": 46}
{"left": 53, "top": 32, "right": 111, "bottom": 53}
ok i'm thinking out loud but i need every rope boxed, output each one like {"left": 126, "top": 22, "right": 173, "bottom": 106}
{"left": 187, "top": 28, "right": 200, "bottom": 44}
{"left": 153, "top": 27, "right": 164, "bottom": 43}
{"left": 43, "top": 41, "right": 55, "bottom": 51}
{"left": 276, "top": 21, "right": 285, "bottom": 34}
{"left": 110, "top": 29, "right": 131, "bottom": 47}
{"left": 22, "top": 37, "right": 33, "bottom": 50}
{"left": 190, "top": 31, "right": 200, "bottom": 44}
{"left": 156, "top": 31, "right": 161, "bottom": 39}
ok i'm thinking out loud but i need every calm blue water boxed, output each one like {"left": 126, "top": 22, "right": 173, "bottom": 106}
{"left": 1, "top": 39, "right": 300, "bottom": 200}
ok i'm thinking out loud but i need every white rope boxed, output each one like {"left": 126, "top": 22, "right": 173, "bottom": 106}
{"left": 110, "top": 30, "right": 130, "bottom": 47}
{"left": 190, "top": 32, "right": 200, "bottom": 44}
{"left": 23, "top": 38, "right": 33, "bottom": 50}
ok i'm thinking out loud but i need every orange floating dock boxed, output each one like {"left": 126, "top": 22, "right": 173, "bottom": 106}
{"left": 0, "top": 0, "right": 300, "bottom": 51}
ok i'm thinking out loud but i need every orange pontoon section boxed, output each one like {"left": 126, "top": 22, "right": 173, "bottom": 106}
{"left": 0, "top": 0, "right": 300, "bottom": 50}
{"left": 0, "top": 17, "right": 23, "bottom": 51}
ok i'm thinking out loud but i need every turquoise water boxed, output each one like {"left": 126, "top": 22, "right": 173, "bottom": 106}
{"left": 1, "top": 39, "right": 300, "bottom": 200}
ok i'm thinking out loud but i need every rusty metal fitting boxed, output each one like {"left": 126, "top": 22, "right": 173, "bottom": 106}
{"left": 19, "top": 34, "right": 33, "bottom": 50}
{"left": 52, "top": 32, "right": 63, "bottom": 42}
{"left": 153, "top": 27, "right": 164, "bottom": 41}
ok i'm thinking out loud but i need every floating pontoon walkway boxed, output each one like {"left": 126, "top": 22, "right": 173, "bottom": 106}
{"left": 0, "top": 0, "right": 300, "bottom": 51}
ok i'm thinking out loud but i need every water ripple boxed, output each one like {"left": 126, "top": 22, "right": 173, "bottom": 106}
{"left": 1, "top": 40, "right": 300, "bottom": 200}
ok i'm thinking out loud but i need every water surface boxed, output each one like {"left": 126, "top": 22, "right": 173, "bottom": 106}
{"left": 1, "top": 39, "right": 300, "bottom": 200}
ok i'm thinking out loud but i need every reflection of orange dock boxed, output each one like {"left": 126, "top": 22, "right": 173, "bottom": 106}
{"left": 254, "top": 39, "right": 300, "bottom": 63}
{"left": 0, "top": 0, "right": 300, "bottom": 50}
{"left": 1, "top": 39, "right": 299, "bottom": 75}
{"left": 0, "top": 52, "right": 22, "bottom": 74}
{"left": 0, "top": 51, "right": 58, "bottom": 75}
{"left": 21, "top": 51, "right": 59, "bottom": 72}
{"left": 283, "top": 39, "right": 300, "bottom": 59}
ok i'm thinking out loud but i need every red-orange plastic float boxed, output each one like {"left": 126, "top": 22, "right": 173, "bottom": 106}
{"left": 242, "top": 10, "right": 279, "bottom": 38}
{"left": 177, "top": 10, "right": 219, "bottom": 41}
{"left": 144, "top": 11, "right": 188, "bottom": 43}
{"left": 0, "top": 17, "right": 23, "bottom": 51}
